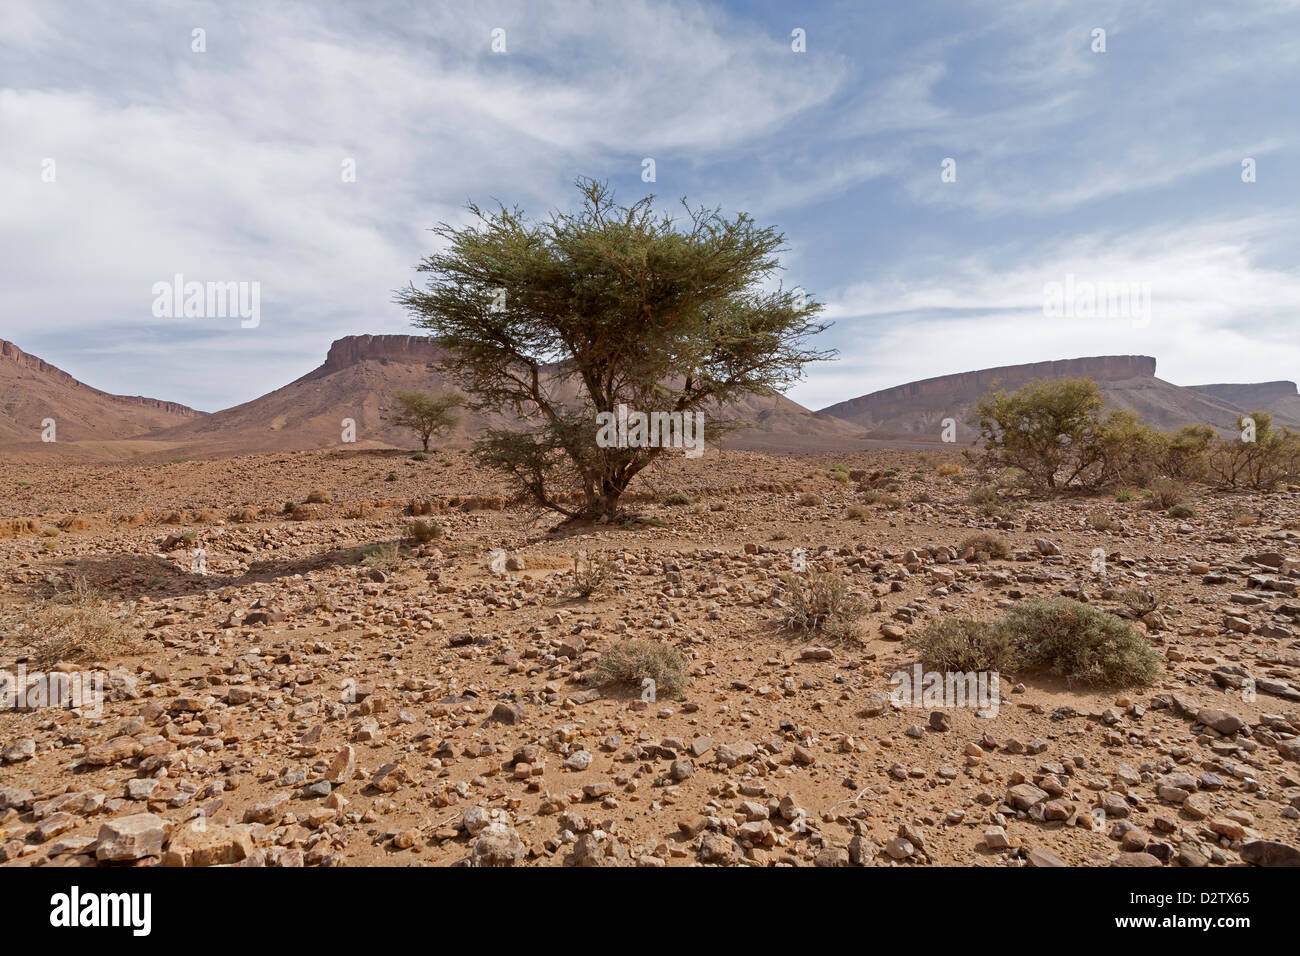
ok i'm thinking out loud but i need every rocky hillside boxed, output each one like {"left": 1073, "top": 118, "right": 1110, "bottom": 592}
{"left": 0, "top": 339, "right": 202, "bottom": 446}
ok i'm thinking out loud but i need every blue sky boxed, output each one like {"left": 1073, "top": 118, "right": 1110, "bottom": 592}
{"left": 3, "top": 0, "right": 1298, "bottom": 413}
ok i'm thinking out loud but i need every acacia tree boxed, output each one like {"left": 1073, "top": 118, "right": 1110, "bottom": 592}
{"left": 395, "top": 179, "right": 831, "bottom": 519}
{"left": 972, "top": 378, "right": 1109, "bottom": 490}
{"left": 390, "top": 388, "right": 465, "bottom": 451}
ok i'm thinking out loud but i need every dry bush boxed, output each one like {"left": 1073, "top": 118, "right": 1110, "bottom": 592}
{"left": 570, "top": 552, "right": 614, "bottom": 598}
{"left": 909, "top": 598, "right": 1161, "bottom": 689}
{"left": 1114, "top": 588, "right": 1160, "bottom": 616}
{"left": 936, "top": 463, "right": 962, "bottom": 476}
{"left": 356, "top": 541, "right": 404, "bottom": 573}
{"left": 1088, "top": 512, "right": 1120, "bottom": 532}
{"left": 1228, "top": 504, "right": 1258, "bottom": 527}
{"left": 305, "top": 489, "right": 333, "bottom": 504}
{"left": 1001, "top": 597, "right": 1162, "bottom": 688}
{"left": 407, "top": 519, "right": 444, "bottom": 542}
{"left": 777, "top": 571, "right": 865, "bottom": 641}
{"left": 230, "top": 506, "right": 260, "bottom": 523}
{"left": 906, "top": 618, "right": 1021, "bottom": 673}
{"left": 958, "top": 532, "right": 1009, "bottom": 559}
{"left": 1146, "top": 478, "right": 1188, "bottom": 509}
{"left": 845, "top": 504, "right": 870, "bottom": 520}
{"left": 664, "top": 491, "right": 694, "bottom": 506}
{"left": 6, "top": 578, "right": 135, "bottom": 666}
{"left": 795, "top": 492, "right": 823, "bottom": 507}
{"left": 592, "top": 639, "right": 688, "bottom": 697}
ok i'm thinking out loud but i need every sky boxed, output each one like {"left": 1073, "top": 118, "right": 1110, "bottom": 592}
{"left": 2, "top": 0, "right": 1298, "bottom": 413}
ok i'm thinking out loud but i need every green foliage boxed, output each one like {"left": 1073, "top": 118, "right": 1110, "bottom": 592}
{"left": 395, "top": 179, "right": 833, "bottom": 519}
{"left": 390, "top": 389, "right": 465, "bottom": 452}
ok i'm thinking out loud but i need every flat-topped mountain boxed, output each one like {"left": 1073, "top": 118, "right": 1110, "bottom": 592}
{"left": 818, "top": 355, "right": 1300, "bottom": 443}
{"left": 142, "top": 335, "right": 864, "bottom": 455}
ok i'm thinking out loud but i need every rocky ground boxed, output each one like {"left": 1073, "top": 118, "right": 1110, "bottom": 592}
{"left": 0, "top": 447, "right": 1298, "bottom": 867}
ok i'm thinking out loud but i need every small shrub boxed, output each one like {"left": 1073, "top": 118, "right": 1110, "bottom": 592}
{"left": 795, "top": 492, "right": 823, "bottom": 507}
{"left": 959, "top": 532, "right": 1009, "bottom": 559}
{"left": 906, "top": 618, "right": 1021, "bottom": 673}
{"left": 1114, "top": 488, "right": 1135, "bottom": 503}
{"left": 845, "top": 505, "right": 870, "bottom": 520}
{"left": 7, "top": 578, "right": 134, "bottom": 666}
{"left": 1228, "top": 504, "right": 1257, "bottom": 527}
{"left": 407, "top": 519, "right": 444, "bottom": 542}
{"left": 1168, "top": 504, "right": 1196, "bottom": 519}
{"left": 1088, "top": 512, "right": 1120, "bottom": 532}
{"left": 571, "top": 552, "right": 614, "bottom": 598}
{"left": 777, "top": 571, "right": 864, "bottom": 641}
{"left": 664, "top": 491, "right": 694, "bottom": 507}
{"left": 356, "top": 541, "right": 404, "bottom": 572}
{"left": 936, "top": 463, "right": 962, "bottom": 476}
{"left": 411, "top": 452, "right": 429, "bottom": 462}
{"left": 593, "top": 639, "right": 688, "bottom": 697}
{"left": 1146, "top": 478, "right": 1187, "bottom": 509}
{"left": 1001, "top": 597, "right": 1162, "bottom": 688}
{"left": 305, "top": 489, "right": 332, "bottom": 504}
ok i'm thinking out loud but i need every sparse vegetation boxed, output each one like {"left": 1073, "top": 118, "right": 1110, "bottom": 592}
{"left": 959, "top": 532, "right": 1010, "bottom": 559}
{"left": 6, "top": 577, "right": 134, "bottom": 666}
{"left": 1001, "top": 597, "right": 1162, "bottom": 687}
{"left": 407, "top": 518, "right": 444, "bottom": 542}
{"left": 570, "top": 552, "right": 615, "bottom": 598}
{"left": 664, "top": 491, "right": 694, "bottom": 507}
{"left": 389, "top": 388, "right": 466, "bottom": 453}
{"left": 592, "top": 638, "right": 688, "bottom": 697}
{"left": 356, "top": 541, "right": 404, "bottom": 572}
{"left": 909, "top": 597, "right": 1161, "bottom": 689}
{"left": 777, "top": 571, "right": 864, "bottom": 641}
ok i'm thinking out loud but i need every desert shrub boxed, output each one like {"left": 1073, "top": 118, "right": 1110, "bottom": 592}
{"left": 40, "top": 526, "right": 60, "bottom": 537}
{"left": 1168, "top": 504, "right": 1196, "bottom": 519}
{"left": 1095, "top": 411, "right": 1166, "bottom": 487}
{"left": 959, "top": 532, "right": 1009, "bottom": 559}
{"left": 411, "top": 451, "right": 429, "bottom": 462}
{"left": 5, "top": 578, "right": 134, "bottom": 666}
{"left": 664, "top": 491, "right": 694, "bottom": 506}
{"left": 1228, "top": 504, "right": 1257, "bottom": 527}
{"left": 936, "top": 463, "right": 962, "bottom": 476}
{"left": 231, "top": 506, "right": 260, "bottom": 522}
{"left": 160, "top": 510, "right": 183, "bottom": 524}
{"left": 829, "top": 464, "right": 851, "bottom": 483}
{"left": 356, "top": 541, "right": 404, "bottom": 572}
{"left": 906, "top": 617, "right": 1021, "bottom": 673}
{"left": 385, "top": 471, "right": 399, "bottom": 482}
{"left": 1161, "top": 425, "right": 1214, "bottom": 480}
{"left": 1087, "top": 512, "right": 1120, "bottom": 532}
{"left": 912, "top": 491, "right": 932, "bottom": 504}
{"left": 966, "top": 485, "right": 1000, "bottom": 508}
{"left": 795, "top": 492, "right": 824, "bottom": 507}
{"left": 570, "top": 552, "right": 614, "bottom": 598}
{"left": 1203, "top": 412, "right": 1300, "bottom": 490}
{"left": 305, "top": 489, "right": 332, "bottom": 504}
{"left": 407, "top": 519, "right": 444, "bottom": 542}
{"left": 777, "top": 571, "right": 864, "bottom": 641}
{"left": 1114, "top": 488, "right": 1135, "bottom": 502}
{"left": 1000, "top": 597, "right": 1162, "bottom": 687}
{"left": 845, "top": 504, "right": 870, "bottom": 520}
{"left": 592, "top": 639, "right": 688, "bottom": 697}
{"left": 1146, "top": 477, "right": 1187, "bottom": 509}
{"left": 1115, "top": 588, "right": 1160, "bottom": 616}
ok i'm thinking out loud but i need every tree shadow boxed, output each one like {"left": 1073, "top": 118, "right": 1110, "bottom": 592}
{"left": 40, "top": 545, "right": 371, "bottom": 602}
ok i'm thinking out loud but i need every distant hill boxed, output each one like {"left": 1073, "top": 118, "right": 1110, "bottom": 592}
{"left": 142, "top": 335, "right": 865, "bottom": 455}
{"left": 817, "top": 355, "right": 1300, "bottom": 443}
{"left": 7, "top": 338, "right": 1299, "bottom": 460}
{"left": 0, "top": 339, "right": 201, "bottom": 448}
{"left": 1188, "top": 381, "right": 1300, "bottom": 426}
